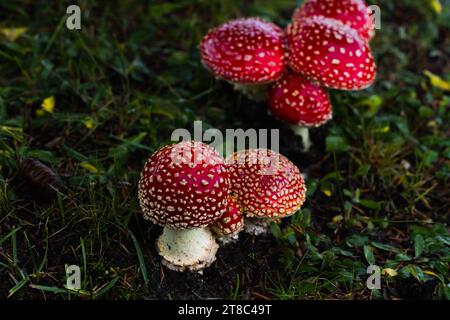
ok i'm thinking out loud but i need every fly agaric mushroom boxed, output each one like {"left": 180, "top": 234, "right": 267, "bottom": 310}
{"left": 286, "top": 16, "right": 376, "bottom": 90}
{"left": 293, "top": 0, "right": 375, "bottom": 41}
{"left": 138, "top": 140, "right": 230, "bottom": 272}
{"left": 268, "top": 72, "right": 332, "bottom": 151}
{"left": 226, "top": 149, "right": 306, "bottom": 235}
{"left": 200, "top": 17, "right": 287, "bottom": 101}
{"left": 212, "top": 196, "right": 244, "bottom": 244}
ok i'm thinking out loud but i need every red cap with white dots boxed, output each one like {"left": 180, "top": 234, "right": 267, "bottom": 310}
{"left": 200, "top": 17, "right": 287, "bottom": 84}
{"left": 293, "top": 0, "right": 375, "bottom": 41}
{"left": 268, "top": 72, "right": 332, "bottom": 127}
{"left": 138, "top": 141, "right": 230, "bottom": 229}
{"left": 226, "top": 149, "right": 306, "bottom": 218}
{"left": 286, "top": 16, "right": 376, "bottom": 90}
{"left": 213, "top": 196, "right": 244, "bottom": 236}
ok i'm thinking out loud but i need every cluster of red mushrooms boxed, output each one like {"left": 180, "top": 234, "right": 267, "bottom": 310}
{"left": 201, "top": 0, "right": 377, "bottom": 150}
{"left": 138, "top": 0, "right": 378, "bottom": 273}
{"left": 139, "top": 141, "right": 306, "bottom": 272}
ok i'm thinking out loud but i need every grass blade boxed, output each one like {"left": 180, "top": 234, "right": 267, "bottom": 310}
{"left": 93, "top": 277, "right": 119, "bottom": 299}
{"left": 129, "top": 230, "right": 149, "bottom": 286}
{"left": 0, "top": 226, "right": 20, "bottom": 246}
{"left": 30, "top": 284, "right": 68, "bottom": 294}
{"left": 8, "top": 277, "right": 29, "bottom": 298}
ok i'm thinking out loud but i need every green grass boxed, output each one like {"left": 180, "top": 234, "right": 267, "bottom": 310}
{"left": 0, "top": 0, "right": 449, "bottom": 299}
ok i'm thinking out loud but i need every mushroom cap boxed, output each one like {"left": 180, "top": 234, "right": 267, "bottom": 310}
{"left": 138, "top": 141, "right": 230, "bottom": 229}
{"left": 286, "top": 16, "right": 376, "bottom": 90}
{"left": 212, "top": 196, "right": 244, "bottom": 236}
{"left": 293, "top": 0, "right": 374, "bottom": 41}
{"left": 200, "top": 17, "right": 287, "bottom": 84}
{"left": 268, "top": 72, "right": 332, "bottom": 127}
{"left": 226, "top": 149, "right": 306, "bottom": 218}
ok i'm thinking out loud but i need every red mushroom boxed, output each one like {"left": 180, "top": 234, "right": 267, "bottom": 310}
{"left": 286, "top": 16, "right": 376, "bottom": 90}
{"left": 212, "top": 196, "right": 244, "bottom": 244}
{"left": 200, "top": 17, "right": 287, "bottom": 101}
{"left": 226, "top": 149, "right": 306, "bottom": 235}
{"left": 268, "top": 72, "right": 332, "bottom": 151}
{"left": 292, "top": 0, "right": 375, "bottom": 41}
{"left": 138, "top": 141, "right": 230, "bottom": 272}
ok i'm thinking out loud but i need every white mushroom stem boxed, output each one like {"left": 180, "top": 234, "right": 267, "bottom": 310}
{"left": 244, "top": 218, "right": 271, "bottom": 236}
{"left": 289, "top": 124, "right": 312, "bottom": 152}
{"left": 156, "top": 227, "right": 219, "bottom": 273}
{"left": 232, "top": 83, "right": 269, "bottom": 102}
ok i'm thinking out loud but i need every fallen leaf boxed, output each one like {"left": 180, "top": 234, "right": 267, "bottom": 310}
{"left": 423, "top": 270, "right": 438, "bottom": 277}
{"left": 41, "top": 96, "right": 55, "bottom": 113}
{"left": 429, "top": 0, "right": 442, "bottom": 14}
{"left": 83, "top": 118, "right": 95, "bottom": 129}
{"left": 424, "top": 70, "right": 450, "bottom": 91}
{"left": 0, "top": 27, "right": 27, "bottom": 41}
{"left": 79, "top": 162, "right": 99, "bottom": 173}
{"left": 382, "top": 268, "right": 398, "bottom": 277}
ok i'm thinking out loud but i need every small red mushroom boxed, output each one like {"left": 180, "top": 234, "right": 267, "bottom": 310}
{"left": 212, "top": 196, "right": 244, "bottom": 244}
{"left": 226, "top": 149, "right": 306, "bottom": 235}
{"left": 292, "top": 0, "right": 375, "bottom": 41}
{"left": 200, "top": 17, "right": 287, "bottom": 101}
{"left": 138, "top": 140, "right": 230, "bottom": 272}
{"left": 268, "top": 72, "right": 332, "bottom": 151}
{"left": 286, "top": 16, "right": 376, "bottom": 90}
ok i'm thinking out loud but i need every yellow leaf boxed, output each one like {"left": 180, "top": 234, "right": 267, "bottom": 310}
{"left": 424, "top": 70, "right": 450, "bottom": 91}
{"left": 429, "top": 0, "right": 442, "bottom": 14}
{"left": 41, "top": 96, "right": 55, "bottom": 113}
{"left": 423, "top": 270, "right": 438, "bottom": 277}
{"left": 427, "top": 120, "right": 437, "bottom": 128}
{"left": 79, "top": 162, "right": 99, "bottom": 174}
{"left": 382, "top": 268, "right": 398, "bottom": 277}
{"left": 332, "top": 215, "right": 343, "bottom": 224}
{"left": 374, "top": 125, "right": 390, "bottom": 133}
{"left": 0, "top": 27, "right": 28, "bottom": 41}
{"left": 322, "top": 189, "right": 332, "bottom": 197}
{"left": 83, "top": 118, "right": 95, "bottom": 129}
